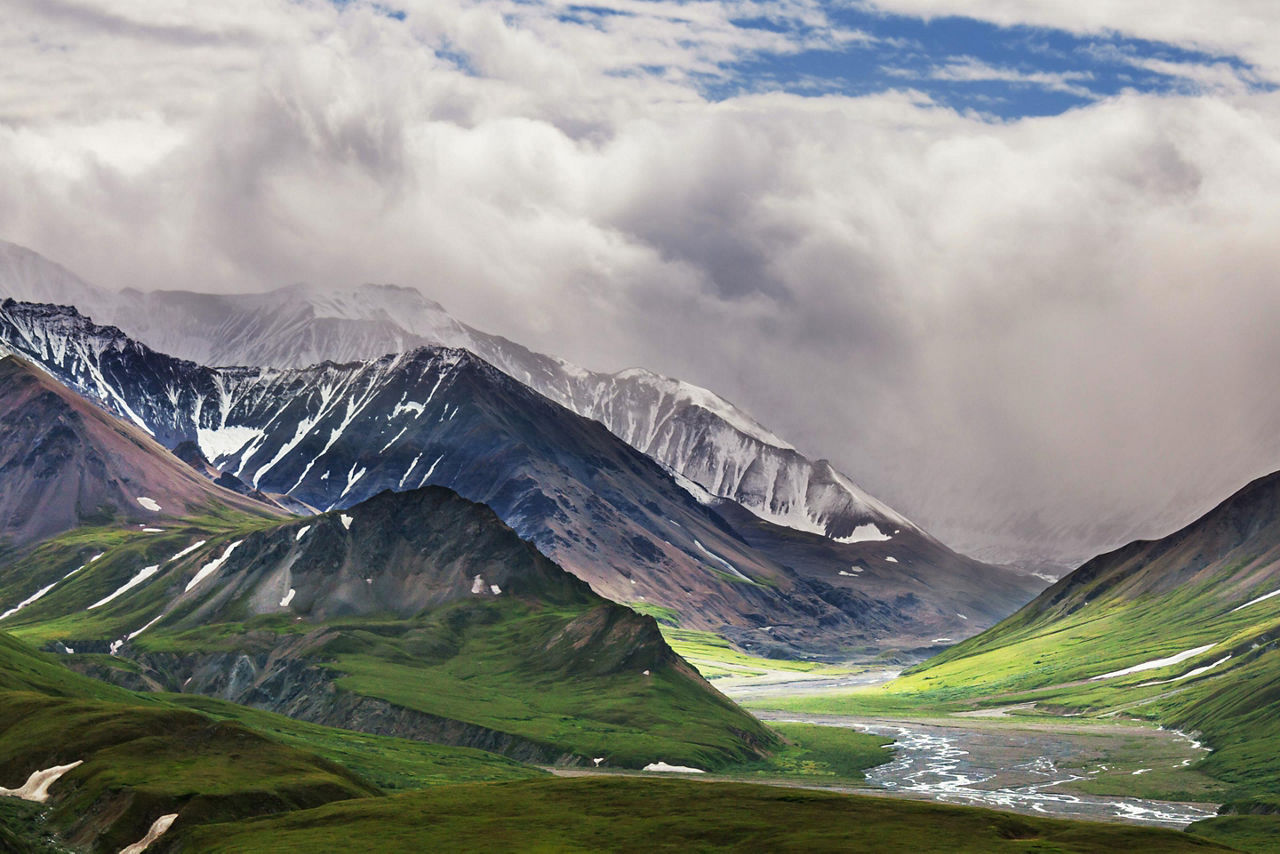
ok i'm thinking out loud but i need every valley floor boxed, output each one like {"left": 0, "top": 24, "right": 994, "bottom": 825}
{"left": 703, "top": 657, "right": 1276, "bottom": 853}
{"left": 678, "top": 632, "right": 1228, "bottom": 823}
{"left": 750, "top": 711, "right": 1219, "bottom": 827}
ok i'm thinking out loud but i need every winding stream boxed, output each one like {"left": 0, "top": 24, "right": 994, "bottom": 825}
{"left": 857, "top": 722, "right": 1214, "bottom": 827}
{"left": 757, "top": 713, "right": 1218, "bottom": 828}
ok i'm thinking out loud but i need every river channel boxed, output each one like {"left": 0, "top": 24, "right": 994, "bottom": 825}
{"left": 753, "top": 711, "right": 1218, "bottom": 828}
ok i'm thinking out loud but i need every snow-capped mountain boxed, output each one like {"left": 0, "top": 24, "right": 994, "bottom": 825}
{"left": 0, "top": 241, "right": 102, "bottom": 310}
{"left": 0, "top": 299, "right": 1044, "bottom": 654}
{"left": 0, "top": 240, "right": 914, "bottom": 546}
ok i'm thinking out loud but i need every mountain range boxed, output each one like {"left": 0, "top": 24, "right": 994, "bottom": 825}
{"left": 0, "top": 353, "right": 774, "bottom": 769}
{"left": 0, "top": 298, "right": 1043, "bottom": 655}
{"left": 0, "top": 352, "right": 792, "bottom": 851}
{"left": 0, "top": 239, "right": 933, "bottom": 548}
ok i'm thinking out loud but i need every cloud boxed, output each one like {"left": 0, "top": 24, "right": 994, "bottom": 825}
{"left": 3, "top": 1, "right": 1280, "bottom": 564}
{"left": 898, "top": 56, "right": 1097, "bottom": 98}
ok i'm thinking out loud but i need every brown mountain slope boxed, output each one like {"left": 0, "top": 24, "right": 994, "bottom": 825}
{"left": 0, "top": 354, "right": 279, "bottom": 546}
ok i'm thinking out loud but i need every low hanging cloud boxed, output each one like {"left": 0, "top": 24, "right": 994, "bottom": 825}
{"left": 3, "top": 0, "right": 1280, "bottom": 564}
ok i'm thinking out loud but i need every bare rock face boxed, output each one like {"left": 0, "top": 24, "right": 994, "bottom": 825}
{"left": 0, "top": 354, "right": 276, "bottom": 546}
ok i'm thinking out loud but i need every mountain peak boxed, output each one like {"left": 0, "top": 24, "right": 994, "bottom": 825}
{"left": 0, "top": 355, "right": 278, "bottom": 546}
{"left": 0, "top": 241, "right": 922, "bottom": 547}
{"left": 0, "top": 240, "right": 109, "bottom": 310}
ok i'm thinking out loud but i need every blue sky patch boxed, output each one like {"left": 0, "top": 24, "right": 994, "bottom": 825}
{"left": 714, "top": 9, "right": 1268, "bottom": 117}
{"left": 354, "top": 0, "right": 1270, "bottom": 119}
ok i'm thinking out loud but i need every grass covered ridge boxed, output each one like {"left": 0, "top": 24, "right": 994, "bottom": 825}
{"left": 2, "top": 499, "right": 781, "bottom": 772}
{"left": 0, "top": 630, "right": 539, "bottom": 850}
{"left": 0, "top": 689, "right": 378, "bottom": 852}
{"left": 175, "top": 776, "right": 1231, "bottom": 853}
{"left": 313, "top": 599, "right": 776, "bottom": 769}
{"left": 166, "top": 694, "right": 545, "bottom": 791}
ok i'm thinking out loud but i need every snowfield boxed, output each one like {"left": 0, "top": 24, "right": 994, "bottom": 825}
{"left": 642, "top": 762, "right": 706, "bottom": 774}
{"left": 838, "top": 524, "right": 891, "bottom": 544}
{"left": 90, "top": 565, "right": 160, "bottom": 609}
{"left": 119, "top": 812, "right": 180, "bottom": 854}
{"left": 1232, "top": 588, "right": 1280, "bottom": 612}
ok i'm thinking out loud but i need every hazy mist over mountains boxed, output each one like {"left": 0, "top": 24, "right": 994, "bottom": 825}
{"left": 4, "top": 236, "right": 1279, "bottom": 569}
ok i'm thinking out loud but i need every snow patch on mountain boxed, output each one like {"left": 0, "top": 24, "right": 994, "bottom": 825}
{"left": 642, "top": 762, "right": 705, "bottom": 774}
{"left": 1232, "top": 588, "right": 1280, "bottom": 613}
{"left": 692, "top": 539, "right": 750, "bottom": 582}
{"left": 197, "top": 425, "right": 263, "bottom": 464}
{"left": 185, "top": 541, "right": 242, "bottom": 593}
{"left": 668, "top": 468, "right": 719, "bottom": 506}
{"left": 1091, "top": 644, "right": 1217, "bottom": 681}
{"left": 127, "top": 614, "right": 165, "bottom": 641}
{"left": 91, "top": 565, "right": 160, "bottom": 609}
{"left": 1137, "top": 655, "right": 1232, "bottom": 687}
{"left": 0, "top": 580, "right": 62, "bottom": 621}
{"left": 119, "top": 812, "right": 179, "bottom": 854}
{"left": 167, "top": 541, "right": 207, "bottom": 563}
{"left": 838, "top": 523, "right": 891, "bottom": 544}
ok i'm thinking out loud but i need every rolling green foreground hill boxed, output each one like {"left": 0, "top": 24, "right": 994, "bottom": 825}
{"left": 0, "top": 630, "right": 1227, "bottom": 853}
{"left": 174, "top": 777, "right": 1228, "bottom": 853}
{"left": 0, "top": 631, "right": 537, "bottom": 852}
{"left": 0, "top": 488, "right": 777, "bottom": 770}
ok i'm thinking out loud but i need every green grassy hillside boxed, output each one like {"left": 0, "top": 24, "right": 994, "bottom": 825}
{"left": 175, "top": 776, "right": 1230, "bottom": 853}
{"left": 0, "top": 628, "right": 542, "bottom": 851}
{"left": 0, "top": 632, "right": 373, "bottom": 852}
{"left": 0, "top": 489, "right": 777, "bottom": 770}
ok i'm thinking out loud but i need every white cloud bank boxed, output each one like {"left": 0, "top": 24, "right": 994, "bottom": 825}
{"left": 3, "top": 1, "right": 1280, "bottom": 562}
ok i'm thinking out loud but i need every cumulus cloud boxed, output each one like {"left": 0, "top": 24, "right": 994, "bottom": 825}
{"left": 3, "top": 1, "right": 1280, "bottom": 564}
